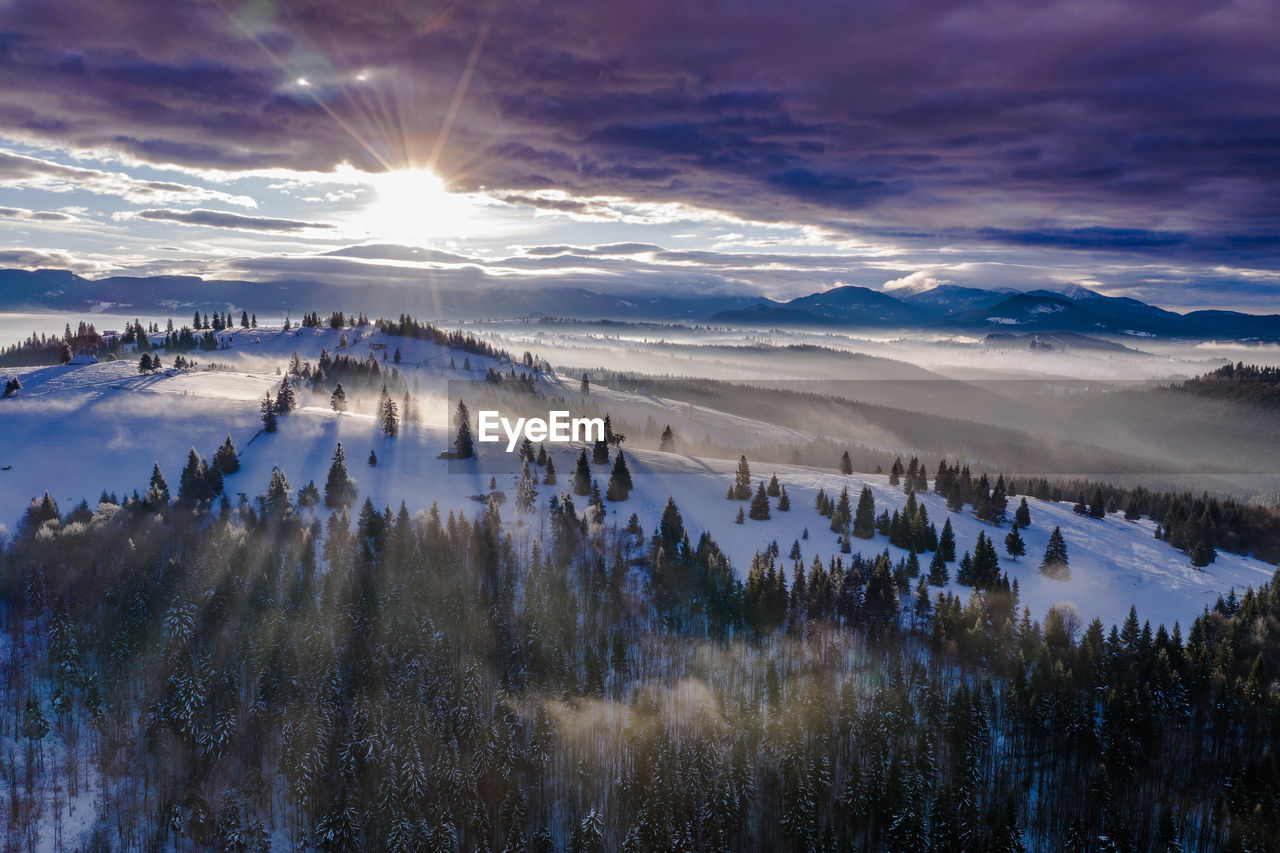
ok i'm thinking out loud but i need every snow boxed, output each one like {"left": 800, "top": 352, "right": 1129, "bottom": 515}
{"left": 0, "top": 323, "right": 1274, "bottom": 634}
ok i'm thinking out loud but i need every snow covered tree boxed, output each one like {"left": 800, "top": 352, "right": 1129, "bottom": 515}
{"left": 580, "top": 373, "right": 590, "bottom": 394}
{"left": 330, "top": 383, "right": 348, "bottom": 413}
{"left": 2, "top": 376, "right": 20, "bottom": 397}
{"left": 213, "top": 435, "right": 239, "bottom": 474}
{"left": 260, "top": 393, "right": 277, "bottom": 432}
{"left": 380, "top": 396, "right": 399, "bottom": 436}
{"left": 454, "top": 400, "right": 474, "bottom": 458}
{"left": 275, "top": 376, "right": 296, "bottom": 414}
{"left": 145, "top": 462, "right": 170, "bottom": 507}
{"left": 138, "top": 352, "right": 152, "bottom": 373}
{"left": 516, "top": 462, "right": 538, "bottom": 513}
{"left": 177, "top": 448, "right": 211, "bottom": 505}
{"left": 325, "top": 443, "right": 358, "bottom": 509}
{"left": 750, "top": 482, "right": 772, "bottom": 520}
{"left": 262, "top": 467, "right": 292, "bottom": 519}
{"left": 1040, "top": 526, "right": 1070, "bottom": 579}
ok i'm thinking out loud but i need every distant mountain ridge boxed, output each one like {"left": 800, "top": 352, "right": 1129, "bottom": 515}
{"left": 1, "top": 268, "right": 1279, "bottom": 340}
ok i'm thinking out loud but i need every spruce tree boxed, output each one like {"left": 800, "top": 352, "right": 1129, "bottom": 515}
{"left": 275, "top": 377, "right": 296, "bottom": 414}
{"left": 260, "top": 394, "right": 277, "bottom": 432}
{"left": 325, "top": 443, "right": 358, "bottom": 509}
{"left": 177, "top": 448, "right": 210, "bottom": 505}
{"left": 750, "top": 482, "right": 772, "bottom": 520}
{"left": 840, "top": 451, "right": 853, "bottom": 475}
{"left": 606, "top": 451, "right": 632, "bottom": 501}
{"left": 543, "top": 455, "right": 557, "bottom": 485}
{"left": 734, "top": 455, "right": 752, "bottom": 500}
{"left": 659, "top": 425, "right": 676, "bottom": 452}
{"left": 516, "top": 462, "right": 538, "bottom": 513}
{"left": 939, "top": 518, "right": 956, "bottom": 562}
{"left": 928, "top": 550, "right": 949, "bottom": 586}
{"left": 853, "top": 486, "right": 876, "bottom": 539}
{"left": 213, "top": 434, "right": 240, "bottom": 474}
{"left": 1073, "top": 491, "right": 1088, "bottom": 515}
{"left": 330, "top": 383, "right": 348, "bottom": 413}
{"left": 1089, "top": 486, "right": 1107, "bottom": 519}
{"left": 1040, "top": 526, "right": 1070, "bottom": 579}
{"left": 1015, "top": 497, "right": 1031, "bottom": 527}
{"left": 1005, "top": 525, "right": 1026, "bottom": 560}
{"left": 592, "top": 438, "right": 610, "bottom": 465}
{"left": 368, "top": 450, "right": 378, "bottom": 467}
{"left": 573, "top": 449, "right": 592, "bottom": 496}
{"left": 453, "top": 400, "right": 474, "bottom": 458}
{"left": 777, "top": 486, "right": 791, "bottom": 511}
{"left": 889, "top": 457, "right": 904, "bottom": 486}
{"left": 767, "top": 473, "right": 781, "bottom": 497}
{"left": 145, "top": 463, "right": 170, "bottom": 507}
{"left": 380, "top": 396, "right": 399, "bottom": 436}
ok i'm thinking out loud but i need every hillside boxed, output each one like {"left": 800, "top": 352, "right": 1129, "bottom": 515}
{"left": 1, "top": 323, "right": 1272, "bottom": 630}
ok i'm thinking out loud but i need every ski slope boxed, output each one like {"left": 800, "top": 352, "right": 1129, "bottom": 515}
{"left": 0, "top": 324, "right": 1274, "bottom": 632}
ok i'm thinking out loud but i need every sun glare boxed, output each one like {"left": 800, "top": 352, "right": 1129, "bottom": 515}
{"left": 356, "top": 168, "right": 475, "bottom": 242}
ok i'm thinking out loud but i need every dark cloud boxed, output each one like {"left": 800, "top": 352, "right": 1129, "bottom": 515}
{"left": 0, "top": 0, "right": 1277, "bottom": 279}
{"left": 133, "top": 208, "right": 333, "bottom": 232}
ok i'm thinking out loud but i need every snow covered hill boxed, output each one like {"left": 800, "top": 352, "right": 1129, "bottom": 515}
{"left": 0, "top": 324, "right": 1273, "bottom": 632}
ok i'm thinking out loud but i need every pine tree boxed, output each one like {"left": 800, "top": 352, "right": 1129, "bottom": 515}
{"left": 767, "top": 473, "right": 781, "bottom": 497}
{"left": 260, "top": 393, "right": 277, "bottom": 432}
{"left": 889, "top": 457, "right": 904, "bottom": 486}
{"left": 1005, "top": 525, "right": 1026, "bottom": 559}
{"left": 777, "top": 486, "right": 791, "bottom": 511}
{"left": 840, "top": 451, "right": 853, "bottom": 475}
{"left": 592, "top": 438, "right": 609, "bottom": 465}
{"left": 325, "top": 443, "right": 358, "bottom": 508}
{"left": 939, "top": 517, "right": 957, "bottom": 562}
{"left": 177, "top": 448, "right": 210, "bottom": 505}
{"left": 1041, "top": 526, "right": 1070, "bottom": 579}
{"left": 330, "top": 383, "right": 348, "bottom": 413}
{"left": 734, "top": 455, "right": 752, "bottom": 500}
{"left": 580, "top": 372, "right": 590, "bottom": 394}
{"left": 138, "top": 352, "right": 151, "bottom": 373}
{"left": 735, "top": 506, "right": 745, "bottom": 524}
{"left": 928, "top": 550, "right": 949, "bottom": 586}
{"left": 454, "top": 400, "right": 474, "bottom": 458}
{"left": 543, "top": 455, "right": 557, "bottom": 485}
{"left": 1015, "top": 497, "right": 1031, "bottom": 527}
{"left": 606, "top": 451, "right": 632, "bottom": 501}
{"left": 516, "top": 462, "right": 538, "bottom": 513}
{"left": 1089, "top": 486, "right": 1107, "bottom": 519}
{"left": 659, "top": 425, "right": 676, "bottom": 452}
{"left": 275, "top": 377, "right": 296, "bottom": 414}
{"left": 853, "top": 486, "right": 876, "bottom": 539}
{"left": 573, "top": 449, "right": 592, "bottom": 496}
{"left": 1124, "top": 495, "right": 1141, "bottom": 521}
{"left": 1073, "top": 491, "right": 1088, "bottom": 515}
{"left": 368, "top": 449, "right": 378, "bottom": 466}
{"left": 145, "top": 462, "right": 170, "bottom": 507}
{"left": 380, "top": 396, "right": 399, "bottom": 436}
{"left": 972, "top": 531, "right": 1000, "bottom": 588}
{"left": 750, "top": 482, "right": 772, "bottom": 520}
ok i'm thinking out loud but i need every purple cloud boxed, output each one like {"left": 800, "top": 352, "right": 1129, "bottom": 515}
{"left": 0, "top": 0, "right": 1276, "bottom": 275}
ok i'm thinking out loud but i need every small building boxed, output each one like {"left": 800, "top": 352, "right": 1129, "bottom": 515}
{"left": 67, "top": 354, "right": 99, "bottom": 366}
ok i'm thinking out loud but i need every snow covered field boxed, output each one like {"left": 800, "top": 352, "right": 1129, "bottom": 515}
{"left": 1, "top": 323, "right": 1274, "bottom": 632}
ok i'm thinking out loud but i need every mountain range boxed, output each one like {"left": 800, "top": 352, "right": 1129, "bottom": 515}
{"left": 1, "top": 268, "right": 1278, "bottom": 340}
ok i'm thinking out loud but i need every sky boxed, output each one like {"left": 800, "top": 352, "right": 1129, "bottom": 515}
{"left": 0, "top": 0, "right": 1278, "bottom": 311}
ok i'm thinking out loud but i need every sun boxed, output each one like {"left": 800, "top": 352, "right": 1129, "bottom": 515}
{"left": 356, "top": 168, "right": 475, "bottom": 242}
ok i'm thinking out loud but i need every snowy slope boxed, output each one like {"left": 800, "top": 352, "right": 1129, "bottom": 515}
{"left": 0, "top": 325, "right": 1274, "bottom": 633}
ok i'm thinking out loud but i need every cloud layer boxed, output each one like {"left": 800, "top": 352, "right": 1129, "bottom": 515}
{"left": 0, "top": 0, "right": 1277, "bottom": 303}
